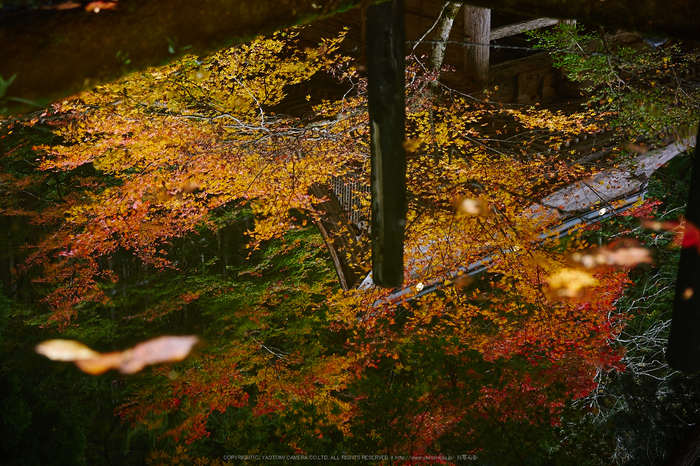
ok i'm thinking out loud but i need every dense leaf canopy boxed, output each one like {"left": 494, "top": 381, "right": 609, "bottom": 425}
{"left": 1, "top": 21, "right": 699, "bottom": 465}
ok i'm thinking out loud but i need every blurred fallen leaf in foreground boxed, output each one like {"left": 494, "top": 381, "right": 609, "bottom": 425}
{"left": 36, "top": 335, "right": 199, "bottom": 375}
{"left": 547, "top": 268, "right": 598, "bottom": 299}
{"left": 40, "top": 2, "right": 82, "bottom": 10}
{"left": 640, "top": 219, "right": 683, "bottom": 233}
{"left": 455, "top": 197, "right": 490, "bottom": 216}
{"left": 85, "top": 1, "right": 119, "bottom": 12}
{"left": 641, "top": 218, "right": 700, "bottom": 251}
{"left": 121, "top": 336, "right": 200, "bottom": 374}
{"left": 570, "top": 243, "right": 653, "bottom": 268}
{"left": 622, "top": 141, "right": 649, "bottom": 154}
{"left": 35, "top": 339, "right": 99, "bottom": 361}
{"left": 451, "top": 274, "right": 474, "bottom": 289}
{"left": 403, "top": 139, "right": 422, "bottom": 152}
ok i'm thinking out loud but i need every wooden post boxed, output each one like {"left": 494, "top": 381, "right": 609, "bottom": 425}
{"left": 366, "top": 0, "right": 406, "bottom": 288}
{"left": 464, "top": 6, "right": 491, "bottom": 90}
{"left": 667, "top": 123, "right": 700, "bottom": 372}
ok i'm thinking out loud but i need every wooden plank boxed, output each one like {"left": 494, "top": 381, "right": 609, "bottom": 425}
{"left": 366, "top": 0, "right": 407, "bottom": 288}
{"left": 490, "top": 18, "right": 559, "bottom": 41}
{"left": 667, "top": 124, "right": 700, "bottom": 373}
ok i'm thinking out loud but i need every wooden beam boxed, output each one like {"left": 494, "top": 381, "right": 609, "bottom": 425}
{"left": 366, "top": 0, "right": 406, "bottom": 288}
{"left": 490, "top": 17, "right": 559, "bottom": 41}
{"left": 464, "top": 6, "right": 491, "bottom": 90}
{"left": 667, "top": 124, "right": 700, "bottom": 373}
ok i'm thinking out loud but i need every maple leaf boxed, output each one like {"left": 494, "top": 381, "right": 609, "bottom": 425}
{"left": 36, "top": 335, "right": 199, "bottom": 374}
{"left": 681, "top": 221, "right": 700, "bottom": 250}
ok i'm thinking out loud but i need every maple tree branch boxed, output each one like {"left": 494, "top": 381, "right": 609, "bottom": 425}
{"left": 259, "top": 344, "right": 289, "bottom": 360}
{"left": 411, "top": 2, "right": 450, "bottom": 53}
{"left": 233, "top": 76, "right": 266, "bottom": 128}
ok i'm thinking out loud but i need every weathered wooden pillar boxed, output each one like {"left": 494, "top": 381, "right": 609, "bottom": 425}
{"left": 464, "top": 6, "right": 491, "bottom": 90}
{"left": 667, "top": 123, "right": 700, "bottom": 372}
{"left": 366, "top": 0, "right": 406, "bottom": 288}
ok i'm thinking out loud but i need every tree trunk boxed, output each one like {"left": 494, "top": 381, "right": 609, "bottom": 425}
{"left": 430, "top": 2, "right": 463, "bottom": 73}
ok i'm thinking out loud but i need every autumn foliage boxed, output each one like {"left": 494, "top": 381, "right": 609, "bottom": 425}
{"left": 0, "top": 27, "right": 651, "bottom": 462}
